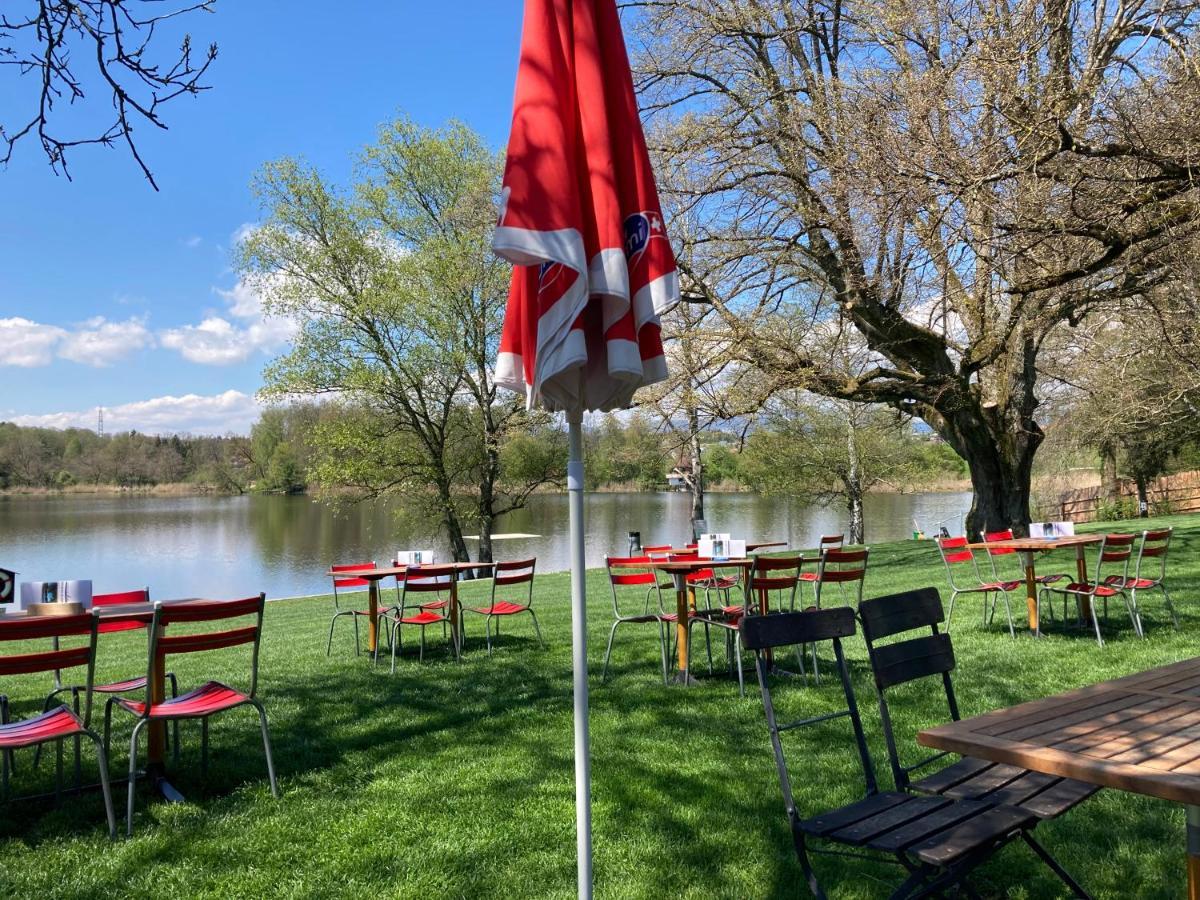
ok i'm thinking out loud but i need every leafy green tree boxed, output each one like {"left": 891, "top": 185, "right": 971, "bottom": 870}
{"left": 239, "top": 118, "right": 563, "bottom": 562}
{"left": 742, "top": 397, "right": 919, "bottom": 543}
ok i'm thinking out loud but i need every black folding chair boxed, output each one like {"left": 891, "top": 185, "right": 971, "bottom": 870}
{"left": 741, "top": 608, "right": 1042, "bottom": 899}
{"left": 859, "top": 588, "right": 1094, "bottom": 893}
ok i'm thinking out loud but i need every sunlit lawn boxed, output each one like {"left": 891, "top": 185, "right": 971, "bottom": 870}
{"left": 1, "top": 512, "right": 1198, "bottom": 897}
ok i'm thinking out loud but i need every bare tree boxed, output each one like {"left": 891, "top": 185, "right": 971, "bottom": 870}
{"left": 1, "top": 0, "right": 217, "bottom": 188}
{"left": 632, "top": 0, "right": 1200, "bottom": 536}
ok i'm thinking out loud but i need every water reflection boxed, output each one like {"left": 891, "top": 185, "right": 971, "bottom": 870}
{"left": 0, "top": 490, "right": 970, "bottom": 600}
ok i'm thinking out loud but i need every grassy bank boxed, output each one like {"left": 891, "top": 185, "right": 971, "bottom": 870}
{"left": 0, "top": 483, "right": 236, "bottom": 497}
{"left": 0, "top": 513, "right": 1197, "bottom": 897}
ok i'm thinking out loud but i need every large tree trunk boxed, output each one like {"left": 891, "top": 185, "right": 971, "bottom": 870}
{"left": 1099, "top": 442, "right": 1120, "bottom": 501}
{"left": 688, "top": 413, "right": 704, "bottom": 525}
{"left": 1135, "top": 476, "right": 1150, "bottom": 518}
{"left": 845, "top": 418, "right": 865, "bottom": 544}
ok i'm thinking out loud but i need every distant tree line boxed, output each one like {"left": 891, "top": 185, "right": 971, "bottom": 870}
{"left": 0, "top": 423, "right": 249, "bottom": 491}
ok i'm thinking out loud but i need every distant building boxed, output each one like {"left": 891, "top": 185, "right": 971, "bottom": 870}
{"left": 667, "top": 465, "right": 690, "bottom": 491}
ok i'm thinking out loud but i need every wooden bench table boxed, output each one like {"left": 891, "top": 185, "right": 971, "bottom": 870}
{"left": 919, "top": 656, "right": 1200, "bottom": 897}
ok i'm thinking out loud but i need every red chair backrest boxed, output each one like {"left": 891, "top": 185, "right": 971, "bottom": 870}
{"left": 982, "top": 530, "right": 1016, "bottom": 555}
{"left": 820, "top": 548, "right": 869, "bottom": 582}
{"left": 751, "top": 555, "right": 802, "bottom": 592}
{"left": 1140, "top": 528, "right": 1172, "bottom": 557}
{"left": 606, "top": 556, "right": 656, "bottom": 586}
{"left": 643, "top": 544, "right": 673, "bottom": 553}
{"left": 332, "top": 562, "right": 376, "bottom": 589}
{"left": 494, "top": 558, "right": 535, "bottom": 587}
{"left": 156, "top": 596, "right": 265, "bottom": 658}
{"left": 937, "top": 536, "right": 974, "bottom": 565}
{"left": 140, "top": 596, "right": 267, "bottom": 711}
{"left": 401, "top": 565, "right": 458, "bottom": 592}
{"left": 1101, "top": 533, "right": 1135, "bottom": 563}
{"left": 93, "top": 587, "right": 150, "bottom": 634}
{"left": 819, "top": 534, "right": 844, "bottom": 549}
{"left": 0, "top": 613, "right": 98, "bottom": 677}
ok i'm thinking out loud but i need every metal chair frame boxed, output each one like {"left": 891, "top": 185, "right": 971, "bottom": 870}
{"left": 1106, "top": 527, "right": 1176, "bottom": 636}
{"left": 380, "top": 565, "right": 460, "bottom": 671}
{"left": 465, "top": 558, "right": 544, "bottom": 654}
{"left": 0, "top": 612, "right": 117, "bottom": 838}
{"left": 104, "top": 595, "right": 279, "bottom": 835}
{"left": 739, "top": 608, "right": 1053, "bottom": 899}
{"left": 797, "top": 534, "right": 844, "bottom": 604}
{"left": 602, "top": 556, "right": 669, "bottom": 685}
{"left": 689, "top": 554, "right": 802, "bottom": 696}
{"left": 38, "top": 588, "right": 180, "bottom": 773}
{"left": 327, "top": 562, "right": 393, "bottom": 657}
{"left": 1039, "top": 534, "right": 1136, "bottom": 646}
{"left": 934, "top": 537, "right": 1017, "bottom": 638}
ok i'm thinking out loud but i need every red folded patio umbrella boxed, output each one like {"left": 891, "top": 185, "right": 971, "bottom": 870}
{"left": 492, "top": 0, "right": 678, "bottom": 895}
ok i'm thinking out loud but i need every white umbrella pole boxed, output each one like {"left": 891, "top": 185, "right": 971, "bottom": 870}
{"left": 567, "top": 408, "right": 594, "bottom": 899}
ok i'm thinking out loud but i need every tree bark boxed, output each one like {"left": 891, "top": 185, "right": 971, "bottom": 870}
{"left": 845, "top": 418, "right": 865, "bottom": 544}
{"left": 688, "top": 411, "right": 705, "bottom": 526}
{"left": 1099, "top": 443, "right": 1120, "bottom": 501}
{"left": 1136, "top": 476, "right": 1150, "bottom": 518}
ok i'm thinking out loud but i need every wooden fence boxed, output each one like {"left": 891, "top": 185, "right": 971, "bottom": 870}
{"left": 1057, "top": 469, "right": 1200, "bottom": 523}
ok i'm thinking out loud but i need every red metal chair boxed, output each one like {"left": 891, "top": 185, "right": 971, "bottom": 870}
{"left": 465, "top": 558, "right": 542, "bottom": 654}
{"left": 327, "top": 562, "right": 392, "bottom": 657}
{"left": 812, "top": 547, "right": 870, "bottom": 609}
{"left": 691, "top": 554, "right": 803, "bottom": 696}
{"left": 1040, "top": 533, "right": 1137, "bottom": 646}
{"left": 0, "top": 611, "right": 117, "bottom": 838}
{"left": 1105, "top": 527, "right": 1176, "bottom": 636}
{"left": 602, "top": 556, "right": 669, "bottom": 685}
{"left": 797, "top": 534, "right": 844, "bottom": 603}
{"left": 104, "top": 595, "right": 279, "bottom": 835}
{"left": 38, "top": 588, "right": 181, "bottom": 769}
{"left": 380, "top": 565, "right": 459, "bottom": 671}
{"left": 935, "top": 537, "right": 1019, "bottom": 638}
{"left": 982, "top": 529, "right": 1070, "bottom": 592}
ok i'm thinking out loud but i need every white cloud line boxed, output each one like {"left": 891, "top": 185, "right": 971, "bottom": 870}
{"left": 0, "top": 316, "right": 151, "bottom": 368}
{"left": 8, "top": 390, "right": 263, "bottom": 436}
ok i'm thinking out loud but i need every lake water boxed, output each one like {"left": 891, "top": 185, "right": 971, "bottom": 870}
{"left": 0, "top": 490, "right": 971, "bottom": 600}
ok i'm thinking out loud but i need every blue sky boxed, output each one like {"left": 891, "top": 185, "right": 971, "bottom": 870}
{"left": 1, "top": 1, "right": 523, "bottom": 434}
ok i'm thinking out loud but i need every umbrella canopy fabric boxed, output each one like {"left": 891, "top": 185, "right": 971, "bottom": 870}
{"left": 492, "top": 0, "right": 678, "bottom": 412}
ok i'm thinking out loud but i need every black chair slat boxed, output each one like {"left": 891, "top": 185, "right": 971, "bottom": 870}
{"left": 869, "top": 632, "right": 956, "bottom": 689}
{"left": 859, "top": 587, "right": 944, "bottom": 640}
{"left": 910, "top": 757, "right": 996, "bottom": 795}
{"left": 1018, "top": 778, "right": 1102, "bottom": 820}
{"left": 739, "top": 607, "right": 855, "bottom": 651}
{"left": 907, "top": 805, "right": 1034, "bottom": 867}
{"left": 941, "top": 763, "right": 1027, "bottom": 799}
{"left": 797, "top": 791, "right": 912, "bottom": 836}
{"left": 973, "top": 771, "right": 1060, "bottom": 808}
{"left": 828, "top": 794, "right": 952, "bottom": 845}
{"left": 866, "top": 798, "right": 998, "bottom": 852}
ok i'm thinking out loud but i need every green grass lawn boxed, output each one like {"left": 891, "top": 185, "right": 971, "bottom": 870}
{"left": 1, "top": 512, "right": 1197, "bottom": 898}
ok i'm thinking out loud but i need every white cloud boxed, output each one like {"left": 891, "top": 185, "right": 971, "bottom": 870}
{"left": 10, "top": 390, "right": 262, "bottom": 436}
{"left": 58, "top": 317, "right": 153, "bottom": 366}
{"left": 0, "top": 317, "right": 68, "bottom": 366}
{"left": 158, "top": 275, "right": 296, "bottom": 366}
{"left": 183, "top": 235, "right": 203, "bottom": 248}
{"left": 231, "top": 222, "right": 258, "bottom": 246}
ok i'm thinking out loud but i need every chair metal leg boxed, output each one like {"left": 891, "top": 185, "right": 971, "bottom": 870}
{"left": 945, "top": 590, "right": 958, "bottom": 632}
{"left": 528, "top": 610, "right": 545, "bottom": 648}
{"left": 601, "top": 621, "right": 621, "bottom": 683}
{"left": 390, "top": 621, "right": 401, "bottom": 674}
{"left": 485, "top": 616, "right": 493, "bottom": 655}
{"left": 251, "top": 699, "right": 281, "bottom": 799}
{"left": 127, "top": 719, "right": 147, "bottom": 836}
{"left": 1162, "top": 583, "right": 1179, "bottom": 628}
{"left": 1021, "top": 832, "right": 1091, "bottom": 898}
{"left": 1001, "top": 591, "right": 1015, "bottom": 639}
{"left": 326, "top": 614, "right": 339, "bottom": 656}
{"left": 168, "top": 673, "right": 181, "bottom": 763}
{"left": 86, "top": 730, "right": 118, "bottom": 839}
{"left": 1088, "top": 594, "right": 1105, "bottom": 647}
{"left": 353, "top": 616, "right": 360, "bottom": 657}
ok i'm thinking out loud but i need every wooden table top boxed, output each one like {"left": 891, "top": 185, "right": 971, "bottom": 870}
{"left": 966, "top": 534, "right": 1104, "bottom": 551}
{"left": 611, "top": 558, "right": 754, "bottom": 572}
{"left": 3, "top": 597, "right": 203, "bottom": 623}
{"left": 325, "top": 562, "right": 496, "bottom": 579}
{"left": 919, "top": 656, "right": 1200, "bottom": 806}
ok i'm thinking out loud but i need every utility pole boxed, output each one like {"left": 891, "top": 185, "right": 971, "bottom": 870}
{"left": 97, "top": 407, "right": 104, "bottom": 437}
